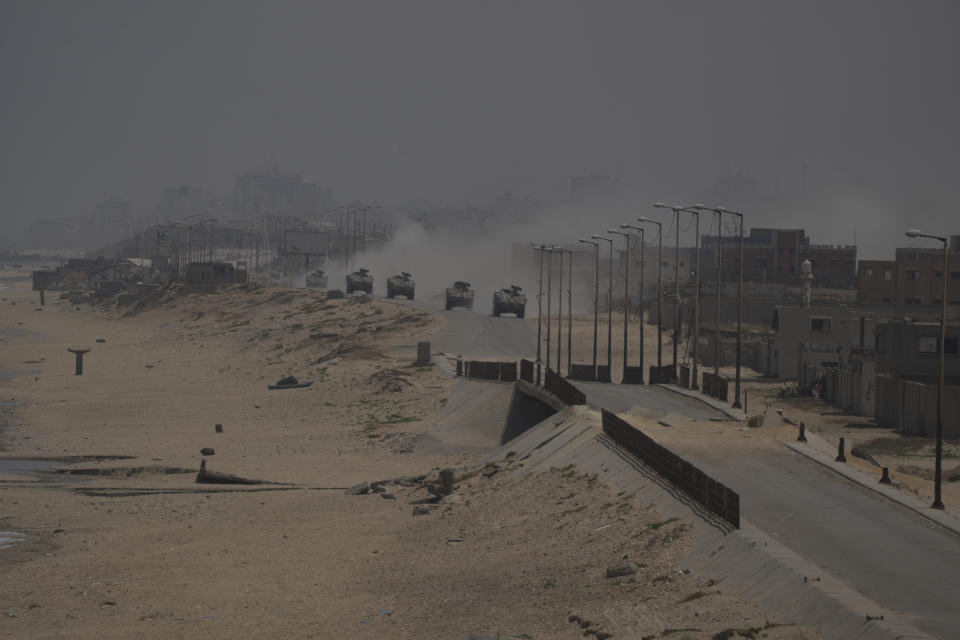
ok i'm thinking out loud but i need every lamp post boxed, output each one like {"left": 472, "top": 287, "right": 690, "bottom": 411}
{"left": 592, "top": 234, "right": 614, "bottom": 382}
{"left": 693, "top": 205, "right": 723, "bottom": 378}
{"left": 546, "top": 246, "right": 554, "bottom": 373}
{"left": 531, "top": 243, "right": 546, "bottom": 384}
{"left": 688, "top": 210, "right": 702, "bottom": 390}
{"left": 608, "top": 229, "right": 632, "bottom": 383}
{"left": 638, "top": 217, "right": 663, "bottom": 374}
{"left": 622, "top": 225, "right": 648, "bottom": 383}
{"left": 723, "top": 208, "right": 745, "bottom": 408}
{"left": 653, "top": 203, "right": 699, "bottom": 379}
{"left": 905, "top": 229, "right": 948, "bottom": 510}
{"left": 563, "top": 248, "right": 574, "bottom": 376}
{"left": 579, "top": 239, "right": 600, "bottom": 380}
{"left": 549, "top": 246, "right": 564, "bottom": 371}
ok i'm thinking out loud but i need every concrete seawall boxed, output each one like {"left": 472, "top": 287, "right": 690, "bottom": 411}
{"left": 481, "top": 382, "right": 934, "bottom": 640}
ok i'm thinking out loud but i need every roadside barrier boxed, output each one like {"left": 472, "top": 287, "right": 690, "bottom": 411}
{"left": 679, "top": 365, "right": 691, "bottom": 388}
{"left": 459, "top": 360, "right": 518, "bottom": 383}
{"left": 701, "top": 372, "right": 729, "bottom": 402}
{"left": 520, "top": 359, "right": 534, "bottom": 383}
{"left": 544, "top": 368, "right": 587, "bottom": 405}
{"left": 648, "top": 365, "right": 676, "bottom": 385}
{"left": 602, "top": 408, "right": 740, "bottom": 528}
{"left": 596, "top": 364, "right": 612, "bottom": 383}
{"left": 569, "top": 364, "right": 597, "bottom": 382}
{"left": 622, "top": 366, "right": 645, "bottom": 385}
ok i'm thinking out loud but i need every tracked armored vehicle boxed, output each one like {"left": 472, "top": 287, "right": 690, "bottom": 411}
{"left": 386, "top": 272, "right": 415, "bottom": 299}
{"left": 305, "top": 269, "right": 328, "bottom": 289}
{"left": 492, "top": 285, "right": 526, "bottom": 318}
{"left": 345, "top": 268, "right": 374, "bottom": 294}
{"left": 444, "top": 281, "right": 474, "bottom": 311}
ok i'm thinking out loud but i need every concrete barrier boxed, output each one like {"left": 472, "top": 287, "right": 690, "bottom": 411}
{"left": 602, "top": 408, "right": 740, "bottom": 528}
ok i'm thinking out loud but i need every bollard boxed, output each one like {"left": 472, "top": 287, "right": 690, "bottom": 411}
{"left": 835, "top": 437, "right": 847, "bottom": 463}
{"left": 797, "top": 422, "right": 807, "bottom": 443}
{"left": 67, "top": 348, "right": 91, "bottom": 375}
{"left": 879, "top": 467, "right": 892, "bottom": 485}
{"left": 40, "top": 288, "right": 45, "bottom": 306}
{"left": 416, "top": 341, "right": 431, "bottom": 365}
{"left": 215, "top": 424, "right": 223, "bottom": 433}
{"left": 743, "top": 390, "right": 748, "bottom": 414}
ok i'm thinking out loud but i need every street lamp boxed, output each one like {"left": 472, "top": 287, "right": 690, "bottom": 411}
{"left": 562, "top": 248, "right": 574, "bottom": 376}
{"left": 693, "top": 204, "right": 723, "bottom": 379}
{"left": 905, "top": 228, "right": 948, "bottom": 510}
{"left": 548, "top": 246, "right": 564, "bottom": 372}
{"left": 722, "top": 208, "right": 745, "bottom": 409}
{"left": 608, "top": 229, "right": 633, "bottom": 383}
{"left": 530, "top": 243, "right": 547, "bottom": 384}
{"left": 653, "top": 203, "right": 700, "bottom": 380}
{"left": 622, "top": 224, "right": 647, "bottom": 383}
{"left": 687, "top": 209, "right": 702, "bottom": 390}
{"left": 638, "top": 216, "right": 663, "bottom": 376}
{"left": 578, "top": 239, "right": 600, "bottom": 380}
{"left": 591, "top": 234, "right": 614, "bottom": 382}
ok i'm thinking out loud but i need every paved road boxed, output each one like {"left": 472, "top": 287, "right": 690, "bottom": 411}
{"left": 575, "top": 381, "right": 725, "bottom": 421}
{"left": 390, "top": 293, "right": 537, "bottom": 360}
{"left": 677, "top": 442, "right": 960, "bottom": 639}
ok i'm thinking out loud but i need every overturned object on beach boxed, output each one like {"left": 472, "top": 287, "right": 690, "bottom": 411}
{"left": 268, "top": 375, "right": 314, "bottom": 390}
{"left": 195, "top": 459, "right": 263, "bottom": 485}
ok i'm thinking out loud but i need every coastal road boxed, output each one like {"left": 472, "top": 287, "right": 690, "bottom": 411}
{"left": 391, "top": 292, "right": 538, "bottom": 361}
{"left": 387, "top": 289, "right": 960, "bottom": 636}
{"left": 677, "top": 441, "right": 960, "bottom": 638}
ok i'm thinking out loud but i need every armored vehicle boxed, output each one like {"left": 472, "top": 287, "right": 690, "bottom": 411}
{"left": 386, "top": 272, "right": 415, "bottom": 299}
{"left": 345, "top": 268, "right": 374, "bottom": 294}
{"left": 305, "top": 269, "right": 328, "bottom": 289}
{"left": 444, "top": 281, "right": 474, "bottom": 311}
{"left": 492, "top": 285, "right": 526, "bottom": 318}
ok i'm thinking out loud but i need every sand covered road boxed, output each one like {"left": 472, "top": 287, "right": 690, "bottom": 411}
{"left": 0, "top": 270, "right": 818, "bottom": 639}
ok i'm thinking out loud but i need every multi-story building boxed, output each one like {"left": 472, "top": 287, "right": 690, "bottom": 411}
{"left": 702, "top": 227, "right": 856, "bottom": 288}
{"left": 857, "top": 236, "right": 960, "bottom": 305}
{"left": 234, "top": 164, "right": 333, "bottom": 220}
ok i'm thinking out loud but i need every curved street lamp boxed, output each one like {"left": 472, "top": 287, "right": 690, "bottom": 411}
{"left": 578, "top": 238, "right": 600, "bottom": 379}
{"left": 608, "top": 228, "right": 634, "bottom": 383}
{"left": 637, "top": 217, "right": 663, "bottom": 374}
{"left": 591, "top": 234, "right": 614, "bottom": 382}
{"left": 905, "top": 228, "right": 948, "bottom": 510}
{"left": 622, "top": 224, "right": 647, "bottom": 383}
{"left": 653, "top": 203, "right": 700, "bottom": 380}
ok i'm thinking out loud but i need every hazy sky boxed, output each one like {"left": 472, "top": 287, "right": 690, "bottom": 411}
{"left": 2, "top": 1, "right": 958, "bottom": 257}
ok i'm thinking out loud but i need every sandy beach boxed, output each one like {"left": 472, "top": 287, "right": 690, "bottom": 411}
{"left": 2, "top": 267, "right": 822, "bottom": 639}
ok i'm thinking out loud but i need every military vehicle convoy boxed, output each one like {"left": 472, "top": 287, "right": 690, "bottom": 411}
{"left": 345, "top": 268, "right": 374, "bottom": 294}
{"left": 305, "top": 269, "right": 328, "bottom": 289}
{"left": 386, "top": 272, "right": 415, "bottom": 299}
{"left": 445, "top": 281, "right": 474, "bottom": 311}
{"left": 492, "top": 285, "right": 526, "bottom": 318}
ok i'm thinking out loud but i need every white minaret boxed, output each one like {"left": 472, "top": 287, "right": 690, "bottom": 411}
{"left": 800, "top": 259, "right": 813, "bottom": 307}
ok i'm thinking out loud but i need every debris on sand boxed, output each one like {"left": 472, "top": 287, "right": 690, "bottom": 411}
{"left": 368, "top": 368, "right": 413, "bottom": 393}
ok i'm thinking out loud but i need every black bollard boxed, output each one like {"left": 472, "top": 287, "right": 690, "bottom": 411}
{"left": 879, "top": 467, "right": 892, "bottom": 485}
{"left": 215, "top": 424, "right": 223, "bottom": 433}
{"left": 797, "top": 422, "right": 807, "bottom": 443}
{"left": 836, "top": 437, "right": 847, "bottom": 463}
{"left": 744, "top": 390, "right": 748, "bottom": 414}
{"left": 67, "top": 348, "right": 91, "bottom": 375}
